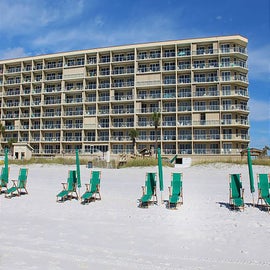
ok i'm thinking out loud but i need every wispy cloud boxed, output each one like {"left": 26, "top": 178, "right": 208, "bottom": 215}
{"left": 249, "top": 44, "right": 270, "bottom": 82}
{"left": 0, "top": 47, "right": 28, "bottom": 60}
{"left": 249, "top": 98, "right": 270, "bottom": 121}
{"left": 0, "top": 0, "right": 86, "bottom": 34}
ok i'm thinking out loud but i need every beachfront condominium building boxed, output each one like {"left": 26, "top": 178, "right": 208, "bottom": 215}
{"left": 0, "top": 35, "right": 249, "bottom": 157}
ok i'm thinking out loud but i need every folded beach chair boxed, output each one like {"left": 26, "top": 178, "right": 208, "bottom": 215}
{"left": 229, "top": 174, "right": 244, "bottom": 210}
{"left": 0, "top": 166, "right": 10, "bottom": 193}
{"left": 81, "top": 170, "right": 101, "bottom": 204}
{"left": 168, "top": 172, "right": 183, "bottom": 209}
{"left": 257, "top": 173, "right": 270, "bottom": 212}
{"left": 138, "top": 172, "right": 157, "bottom": 208}
{"left": 5, "top": 168, "right": 28, "bottom": 198}
{"left": 56, "top": 170, "right": 78, "bottom": 202}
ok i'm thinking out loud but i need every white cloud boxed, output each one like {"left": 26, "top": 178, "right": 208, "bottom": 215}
{"left": 94, "top": 16, "right": 105, "bottom": 27}
{"left": 249, "top": 98, "right": 270, "bottom": 121}
{"left": 248, "top": 45, "right": 270, "bottom": 81}
{"left": 0, "top": 47, "right": 28, "bottom": 60}
{"left": 0, "top": 0, "right": 86, "bottom": 33}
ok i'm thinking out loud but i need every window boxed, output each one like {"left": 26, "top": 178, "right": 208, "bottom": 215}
{"left": 221, "top": 57, "right": 230, "bottom": 67}
{"left": 222, "top": 100, "right": 232, "bottom": 110}
{"left": 222, "top": 71, "right": 230, "bottom": 81}
{"left": 178, "top": 47, "right": 190, "bottom": 56}
{"left": 178, "top": 88, "right": 191, "bottom": 98}
{"left": 138, "top": 51, "right": 147, "bottom": 59}
{"left": 88, "top": 56, "right": 97, "bottom": 64}
{"left": 221, "top": 44, "right": 230, "bottom": 53}
{"left": 193, "top": 60, "right": 205, "bottom": 69}
{"left": 208, "top": 59, "right": 218, "bottom": 67}
{"left": 164, "top": 62, "right": 175, "bottom": 71}
{"left": 195, "top": 87, "right": 206, "bottom": 96}
{"left": 222, "top": 85, "right": 231, "bottom": 96}
{"left": 67, "top": 59, "right": 75, "bottom": 66}
{"left": 209, "top": 100, "right": 219, "bottom": 110}
{"left": 178, "top": 74, "right": 190, "bottom": 83}
{"left": 150, "top": 63, "right": 160, "bottom": 72}
{"left": 197, "top": 46, "right": 205, "bottom": 55}
{"left": 178, "top": 61, "right": 190, "bottom": 70}
{"left": 164, "top": 49, "right": 175, "bottom": 57}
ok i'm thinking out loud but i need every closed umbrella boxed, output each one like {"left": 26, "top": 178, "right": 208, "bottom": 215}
{"left": 75, "top": 149, "right": 81, "bottom": 189}
{"left": 157, "top": 148, "right": 164, "bottom": 203}
{"left": 3, "top": 148, "right": 9, "bottom": 182}
{"left": 247, "top": 148, "right": 255, "bottom": 205}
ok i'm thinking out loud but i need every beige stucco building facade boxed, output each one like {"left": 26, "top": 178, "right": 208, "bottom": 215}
{"left": 0, "top": 35, "right": 249, "bottom": 157}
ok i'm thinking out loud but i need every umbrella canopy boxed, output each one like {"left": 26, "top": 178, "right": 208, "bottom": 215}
{"left": 247, "top": 148, "right": 255, "bottom": 193}
{"left": 75, "top": 149, "right": 81, "bottom": 188}
{"left": 157, "top": 148, "right": 164, "bottom": 192}
{"left": 2, "top": 148, "right": 9, "bottom": 182}
{"left": 4, "top": 148, "right": 8, "bottom": 171}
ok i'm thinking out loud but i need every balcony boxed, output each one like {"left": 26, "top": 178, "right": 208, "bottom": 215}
{"left": 111, "top": 122, "right": 134, "bottom": 128}
{"left": 63, "top": 110, "right": 83, "bottom": 116}
{"left": 112, "top": 68, "right": 134, "bottom": 75}
{"left": 137, "top": 93, "right": 161, "bottom": 100}
{"left": 43, "top": 137, "right": 60, "bottom": 142}
{"left": 162, "top": 121, "right": 176, "bottom": 126}
{"left": 63, "top": 123, "right": 83, "bottom": 129}
{"left": 110, "top": 136, "right": 130, "bottom": 141}
{"left": 111, "top": 108, "right": 134, "bottom": 114}
{"left": 42, "top": 124, "right": 61, "bottom": 129}
{"left": 62, "top": 136, "right": 82, "bottom": 142}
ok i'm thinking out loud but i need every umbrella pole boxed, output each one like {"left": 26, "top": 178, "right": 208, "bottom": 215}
{"left": 252, "top": 192, "right": 255, "bottom": 207}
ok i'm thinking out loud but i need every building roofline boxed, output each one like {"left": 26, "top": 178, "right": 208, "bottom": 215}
{"left": 0, "top": 34, "right": 248, "bottom": 63}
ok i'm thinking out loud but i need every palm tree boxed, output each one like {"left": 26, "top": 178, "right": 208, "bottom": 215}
{"left": 151, "top": 111, "right": 161, "bottom": 158}
{"left": 129, "top": 128, "right": 139, "bottom": 154}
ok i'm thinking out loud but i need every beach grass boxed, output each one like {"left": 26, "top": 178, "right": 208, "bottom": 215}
{"left": 7, "top": 156, "right": 270, "bottom": 167}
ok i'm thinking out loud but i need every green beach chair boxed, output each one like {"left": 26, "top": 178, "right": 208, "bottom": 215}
{"left": 139, "top": 172, "right": 157, "bottom": 208}
{"left": 81, "top": 170, "right": 101, "bottom": 204}
{"left": 0, "top": 167, "right": 10, "bottom": 193}
{"left": 257, "top": 174, "right": 270, "bottom": 212}
{"left": 229, "top": 174, "right": 244, "bottom": 210}
{"left": 56, "top": 170, "right": 78, "bottom": 202}
{"left": 168, "top": 172, "right": 183, "bottom": 209}
{"left": 5, "top": 168, "right": 28, "bottom": 198}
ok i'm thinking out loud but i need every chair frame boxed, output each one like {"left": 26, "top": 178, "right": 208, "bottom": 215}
{"left": 229, "top": 173, "right": 245, "bottom": 211}
{"left": 0, "top": 167, "right": 10, "bottom": 193}
{"left": 138, "top": 172, "right": 157, "bottom": 208}
{"left": 168, "top": 172, "right": 183, "bottom": 209}
{"left": 81, "top": 171, "right": 101, "bottom": 204}
{"left": 5, "top": 168, "right": 28, "bottom": 198}
{"left": 56, "top": 170, "right": 78, "bottom": 202}
{"left": 257, "top": 173, "right": 270, "bottom": 212}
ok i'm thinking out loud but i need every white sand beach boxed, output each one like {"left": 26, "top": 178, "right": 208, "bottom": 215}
{"left": 0, "top": 163, "right": 269, "bottom": 270}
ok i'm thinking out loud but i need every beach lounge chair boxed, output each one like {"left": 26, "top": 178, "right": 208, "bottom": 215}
{"left": 138, "top": 172, "right": 157, "bottom": 207}
{"left": 0, "top": 167, "right": 10, "bottom": 193}
{"left": 5, "top": 168, "right": 28, "bottom": 198}
{"left": 168, "top": 172, "right": 183, "bottom": 209}
{"left": 56, "top": 170, "right": 78, "bottom": 202}
{"left": 257, "top": 173, "right": 270, "bottom": 212}
{"left": 81, "top": 170, "right": 101, "bottom": 204}
{"left": 229, "top": 174, "right": 244, "bottom": 210}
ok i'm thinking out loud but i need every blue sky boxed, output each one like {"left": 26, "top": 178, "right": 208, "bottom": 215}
{"left": 0, "top": 0, "right": 269, "bottom": 149}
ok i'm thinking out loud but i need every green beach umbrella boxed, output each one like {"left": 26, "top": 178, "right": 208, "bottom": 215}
{"left": 157, "top": 148, "right": 164, "bottom": 202}
{"left": 247, "top": 148, "right": 255, "bottom": 205}
{"left": 3, "top": 148, "right": 9, "bottom": 183}
{"left": 4, "top": 148, "right": 8, "bottom": 170}
{"left": 75, "top": 149, "right": 81, "bottom": 189}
